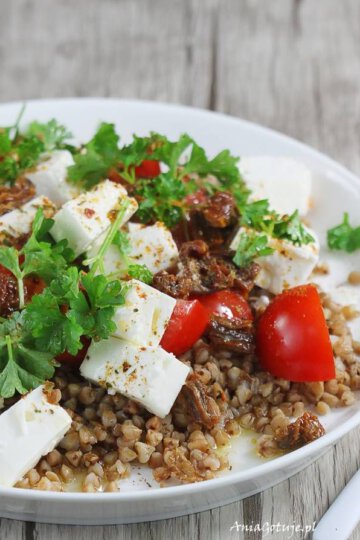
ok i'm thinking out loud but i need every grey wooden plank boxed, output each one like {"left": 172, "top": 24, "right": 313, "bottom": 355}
{"left": 0, "top": 519, "right": 25, "bottom": 540}
{"left": 0, "top": 0, "right": 217, "bottom": 107}
{"left": 216, "top": 0, "right": 360, "bottom": 174}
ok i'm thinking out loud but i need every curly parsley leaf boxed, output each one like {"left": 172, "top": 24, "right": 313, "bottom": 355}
{"left": 0, "top": 246, "right": 22, "bottom": 279}
{"left": 152, "top": 133, "right": 192, "bottom": 175}
{"left": 0, "top": 156, "right": 18, "bottom": 183}
{"left": 185, "top": 146, "right": 241, "bottom": 187}
{"left": 112, "top": 230, "right": 131, "bottom": 258}
{"left": 68, "top": 123, "right": 121, "bottom": 188}
{"left": 21, "top": 209, "right": 74, "bottom": 281}
{"left": 0, "top": 113, "right": 72, "bottom": 184}
{"left": 24, "top": 288, "right": 84, "bottom": 356}
{"left": 239, "top": 199, "right": 314, "bottom": 247}
{"left": 232, "top": 231, "right": 274, "bottom": 268}
{"left": 0, "top": 246, "right": 24, "bottom": 307}
{"left": 47, "top": 266, "right": 80, "bottom": 302}
{"left": 327, "top": 212, "right": 360, "bottom": 252}
{"left": 0, "top": 129, "right": 12, "bottom": 155}
{"left": 128, "top": 264, "right": 153, "bottom": 284}
{"left": 81, "top": 273, "right": 125, "bottom": 309}
{"left": 135, "top": 173, "right": 188, "bottom": 228}
{"left": 24, "top": 263, "right": 127, "bottom": 354}
{"left": 272, "top": 211, "right": 314, "bottom": 246}
{"left": 78, "top": 274, "right": 126, "bottom": 339}
{"left": 240, "top": 199, "right": 271, "bottom": 230}
{"left": 87, "top": 123, "right": 119, "bottom": 161}
{"left": 68, "top": 151, "right": 109, "bottom": 188}
{"left": 0, "top": 313, "right": 55, "bottom": 398}
{"left": 16, "top": 134, "right": 44, "bottom": 170}
{"left": 0, "top": 209, "right": 74, "bottom": 308}
{"left": 25, "top": 119, "right": 73, "bottom": 151}
{"left": 0, "top": 335, "right": 44, "bottom": 398}
{"left": 117, "top": 135, "right": 153, "bottom": 169}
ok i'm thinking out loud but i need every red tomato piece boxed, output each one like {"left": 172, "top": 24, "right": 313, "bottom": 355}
{"left": 160, "top": 299, "right": 209, "bottom": 356}
{"left": 134, "top": 160, "right": 161, "bottom": 178}
{"left": 197, "top": 290, "right": 253, "bottom": 322}
{"left": 56, "top": 337, "right": 91, "bottom": 366}
{"left": 108, "top": 160, "right": 160, "bottom": 184}
{"left": 256, "top": 284, "right": 335, "bottom": 382}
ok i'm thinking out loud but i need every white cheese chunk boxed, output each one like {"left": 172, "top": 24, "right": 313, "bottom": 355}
{"left": 0, "top": 385, "right": 71, "bottom": 487}
{"left": 50, "top": 180, "right": 138, "bottom": 257}
{"left": 127, "top": 222, "right": 179, "bottom": 273}
{"left": 0, "top": 196, "right": 56, "bottom": 240}
{"left": 112, "top": 279, "right": 176, "bottom": 347}
{"left": 80, "top": 338, "right": 190, "bottom": 418}
{"left": 87, "top": 221, "right": 179, "bottom": 276}
{"left": 231, "top": 227, "right": 319, "bottom": 294}
{"left": 26, "top": 150, "right": 80, "bottom": 205}
{"left": 239, "top": 156, "right": 312, "bottom": 217}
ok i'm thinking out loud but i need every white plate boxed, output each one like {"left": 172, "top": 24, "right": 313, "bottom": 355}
{"left": 0, "top": 98, "right": 360, "bottom": 525}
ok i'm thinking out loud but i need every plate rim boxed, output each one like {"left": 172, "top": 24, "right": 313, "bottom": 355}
{"left": 0, "top": 96, "right": 359, "bottom": 503}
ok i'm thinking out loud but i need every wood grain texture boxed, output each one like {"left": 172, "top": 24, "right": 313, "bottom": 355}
{"left": 1, "top": 0, "right": 360, "bottom": 538}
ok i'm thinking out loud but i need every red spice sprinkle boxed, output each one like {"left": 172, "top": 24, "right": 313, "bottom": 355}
{"left": 84, "top": 208, "right": 95, "bottom": 218}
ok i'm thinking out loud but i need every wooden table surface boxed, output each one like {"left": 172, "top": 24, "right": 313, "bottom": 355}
{"left": 1, "top": 0, "right": 360, "bottom": 538}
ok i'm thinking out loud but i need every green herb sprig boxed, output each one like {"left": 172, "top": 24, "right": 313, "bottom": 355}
{"left": 327, "top": 212, "right": 360, "bottom": 252}
{"left": 239, "top": 199, "right": 314, "bottom": 246}
{"left": 0, "top": 313, "right": 55, "bottom": 399}
{"left": 232, "top": 231, "right": 274, "bottom": 268}
{"left": 0, "top": 209, "right": 73, "bottom": 308}
{"left": 0, "top": 204, "right": 130, "bottom": 398}
{"left": 0, "top": 113, "right": 73, "bottom": 184}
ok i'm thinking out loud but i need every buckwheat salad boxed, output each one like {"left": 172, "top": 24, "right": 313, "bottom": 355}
{"left": 0, "top": 112, "right": 359, "bottom": 493}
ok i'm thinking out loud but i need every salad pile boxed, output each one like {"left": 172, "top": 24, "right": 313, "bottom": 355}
{"left": 0, "top": 110, "right": 358, "bottom": 492}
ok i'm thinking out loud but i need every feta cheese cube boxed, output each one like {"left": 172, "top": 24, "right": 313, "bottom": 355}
{"left": 0, "top": 196, "right": 56, "bottom": 240}
{"left": 239, "top": 156, "right": 312, "bottom": 217}
{"left": 50, "top": 180, "right": 138, "bottom": 257}
{"left": 26, "top": 150, "right": 80, "bottom": 205}
{"left": 231, "top": 227, "right": 319, "bottom": 294}
{"left": 112, "top": 279, "right": 176, "bottom": 347}
{"left": 127, "top": 222, "right": 179, "bottom": 273}
{"left": 0, "top": 385, "right": 71, "bottom": 487}
{"left": 80, "top": 338, "right": 190, "bottom": 418}
{"left": 87, "top": 221, "right": 178, "bottom": 276}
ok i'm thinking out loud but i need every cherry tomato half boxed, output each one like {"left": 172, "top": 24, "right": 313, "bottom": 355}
{"left": 196, "top": 290, "right": 253, "bottom": 322}
{"left": 134, "top": 159, "right": 161, "bottom": 178}
{"left": 108, "top": 160, "right": 161, "bottom": 184}
{"left": 256, "top": 284, "right": 335, "bottom": 382}
{"left": 160, "top": 299, "right": 209, "bottom": 356}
